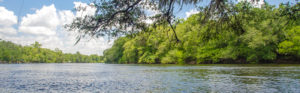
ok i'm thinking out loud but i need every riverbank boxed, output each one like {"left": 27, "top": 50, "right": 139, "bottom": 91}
{"left": 1, "top": 58, "right": 299, "bottom": 64}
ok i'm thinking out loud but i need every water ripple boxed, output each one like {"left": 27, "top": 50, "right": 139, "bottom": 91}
{"left": 0, "top": 63, "right": 299, "bottom": 93}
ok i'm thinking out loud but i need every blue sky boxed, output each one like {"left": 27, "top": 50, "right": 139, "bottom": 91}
{"left": 2, "top": 0, "right": 297, "bottom": 19}
{"left": 0, "top": 0, "right": 298, "bottom": 55}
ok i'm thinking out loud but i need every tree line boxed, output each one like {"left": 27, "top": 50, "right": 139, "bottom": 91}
{"left": 103, "top": 2, "right": 300, "bottom": 64}
{"left": 0, "top": 40, "right": 103, "bottom": 63}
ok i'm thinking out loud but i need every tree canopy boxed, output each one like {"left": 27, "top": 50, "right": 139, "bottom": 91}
{"left": 0, "top": 40, "right": 103, "bottom": 63}
{"left": 65, "top": 0, "right": 299, "bottom": 64}
{"left": 66, "top": 0, "right": 269, "bottom": 42}
{"left": 102, "top": 2, "right": 300, "bottom": 64}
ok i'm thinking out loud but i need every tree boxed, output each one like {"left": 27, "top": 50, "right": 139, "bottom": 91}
{"left": 0, "top": 40, "right": 104, "bottom": 63}
{"left": 31, "top": 41, "right": 42, "bottom": 49}
{"left": 66, "top": 0, "right": 261, "bottom": 43}
{"left": 278, "top": 26, "right": 300, "bottom": 57}
{"left": 102, "top": 2, "right": 300, "bottom": 64}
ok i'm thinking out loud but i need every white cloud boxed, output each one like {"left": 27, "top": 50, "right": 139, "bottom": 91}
{"left": 58, "top": 10, "right": 75, "bottom": 25}
{"left": 185, "top": 9, "right": 199, "bottom": 19}
{"left": 238, "top": 0, "right": 265, "bottom": 8}
{"left": 143, "top": 6, "right": 161, "bottom": 24}
{"left": 143, "top": 9, "right": 160, "bottom": 24}
{"left": 0, "top": 7, "right": 16, "bottom": 26}
{"left": 19, "top": 4, "right": 59, "bottom": 36}
{"left": 0, "top": 27, "right": 17, "bottom": 35}
{"left": 0, "top": 6, "right": 17, "bottom": 35}
{"left": 144, "top": 18, "right": 154, "bottom": 24}
{"left": 73, "top": 2, "right": 96, "bottom": 17}
{"left": 0, "top": 0, "right": 3, "bottom": 2}
{"left": 0, "top": 3, "right": 111, "bottom": 55}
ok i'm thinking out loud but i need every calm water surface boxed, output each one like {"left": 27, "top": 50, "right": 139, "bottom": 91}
{"left": 0, "top": 63, "right": 299, "bottom": 93}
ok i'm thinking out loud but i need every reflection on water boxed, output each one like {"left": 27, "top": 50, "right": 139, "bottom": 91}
{"left": 0, "top": 64, "right": 299, "bottom": 92}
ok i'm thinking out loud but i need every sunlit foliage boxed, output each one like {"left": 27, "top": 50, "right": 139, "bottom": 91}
{"left": 0, "top": 40, "right": 103, "bottom": 63}
{"left": 103, "top": 2, "right": 300, "bottom": 64}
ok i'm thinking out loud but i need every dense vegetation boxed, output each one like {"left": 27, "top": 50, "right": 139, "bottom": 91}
{"left": 0, "top": 40, "right": 103, "bottom": 63}
{"left": 103, "top": 3, "right": 300, "bottom": 64}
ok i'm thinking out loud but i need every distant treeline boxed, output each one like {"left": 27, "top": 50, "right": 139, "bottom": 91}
{"left": 0, "top": 40, "right": 103, "bottom": 63}
{"left": 103, "top": 3, "right": 300, "bottom": 64}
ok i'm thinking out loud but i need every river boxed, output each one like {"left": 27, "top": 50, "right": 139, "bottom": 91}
{"left": 0, "top": 63, "right": 299, "bottom": 93}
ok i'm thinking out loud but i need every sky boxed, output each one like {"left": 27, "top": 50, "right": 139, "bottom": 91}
{"left": 0, "top": 0, "right": 298, "bottom": 55}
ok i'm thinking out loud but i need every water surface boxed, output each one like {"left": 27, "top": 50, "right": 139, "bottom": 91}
{"left": 0, "top": 63, "right": 299, "bottom": 93}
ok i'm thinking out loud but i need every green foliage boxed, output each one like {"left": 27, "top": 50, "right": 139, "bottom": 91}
{"left": 161, "top": 49, "right": 184, "bottom": 64}
{"left": 0, "top": 40, "right": 103, "bottom": 63}
{"left": 103, "top": 37, "right": 127, "bottom": 63}
{"left": 278, "top": 26, "right": 300, "bottom": 57}
{"left": 103, "top": 3, "right": 300, "bottom": 64}
{"left": 138, "top": 51, "right": 156, "bottom": 64}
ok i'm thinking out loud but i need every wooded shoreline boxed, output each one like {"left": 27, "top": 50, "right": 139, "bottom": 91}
{"left": 102, "top": 3, "right": 300, "bottom": 64}
{"left": 0, "top": 40, "right": 103, "bottom": 63}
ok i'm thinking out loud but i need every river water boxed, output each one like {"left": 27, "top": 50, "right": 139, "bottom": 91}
{"left": 0, "top": 63, "right": 299, "bottom": 93}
